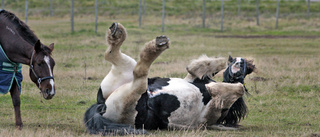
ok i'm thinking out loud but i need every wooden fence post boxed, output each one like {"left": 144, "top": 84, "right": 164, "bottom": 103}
{"left": 1, "top": 0, "right": 4, "bottom": 9}
{"left": 307, "top": 0, "right": 310, "bottom": 17}
{"left": 50, "top": 0, "right": 54, "bottom": 16}
{"left": 238, "top": 0, "right": 241, "bottom": 16}
{"left": 221, "top": 0, "right": 224, "bottom": 32}
{"left": 162, "top": 0, "right": 165, "bottom": 32}
{"left": 256, "top": 0, "right": 259, "bottom": 25}
{"left": 25, "top": 0, "right": 28, "bottom": 24}
{"left": 139, "top": 0, "right": 142, "bottom": 28}
{"left": 71, "top": 0, "right": 74, "bottom": 33}
{"left": 95, "top": 0, "right": 98, "bottom": 33}
{"left": 276, "top": 0, "right": 279, "bottom": 29}
{"left": 202, "top": 0, "right": 206, "bottom": 28}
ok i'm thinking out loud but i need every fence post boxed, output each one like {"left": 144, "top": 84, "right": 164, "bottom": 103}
{"left": 238, "top": 0, "right": 241, "bottom": 16}
{"left": 202, "top": 0, "right": 206, "bottom": 28}
{"left": 50, "top": 0, "right": 53, "bottom": 16}
{"left": 162, "top": 0, "right": 165, "bottom": 32}
{"left": 95, "top": 0, "right": 98, "bottom": 33}
{"left": 143, "top": 0, "right": 146, "bottom": 15}
{"left": 275, "top": 0, "right": 279, "bottom": 29}
{"left": 307, "top": 0, "right": 310, "bottom": 17}
{"left": 71, "top": 0, "right": 74, "bottom": 33}
{"left": 220, "top": 0, "right": 224, "bottom": 32}
{"left": 256, "top": 0, "right": 259, "bottom": 25}
{"left": 139, "top": 0, "right": 142, "bottom": 28}
{"left": 1, "top": 0, "right": 4, "bottom": 9}
{"left": 25, "top": 0, "right": 28, "bottom": 24}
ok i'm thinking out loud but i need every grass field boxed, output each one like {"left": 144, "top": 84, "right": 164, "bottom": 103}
{"left": 0, "top": 12, "right": 320, "bottom": 137}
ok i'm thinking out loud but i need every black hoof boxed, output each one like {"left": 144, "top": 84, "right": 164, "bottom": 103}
{"left": 109, "top": 22, "right": 118, "bottom": 36}
{"left": 156, "top": 35, "right": 169, "bottom": 46}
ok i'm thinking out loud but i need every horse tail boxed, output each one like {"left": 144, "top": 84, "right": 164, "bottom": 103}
{"left": 84, "top": 103, "right": 147, "bottom": 136}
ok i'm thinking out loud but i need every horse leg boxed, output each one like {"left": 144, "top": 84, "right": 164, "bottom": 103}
{"left": 100, "top": 23, "right": 137, "bottom": 100}
{"left": 10, "top": 81, "right": 23, "bottom": 129}
{"left": 103, "top": 35, "right": 170, "bottom": 125}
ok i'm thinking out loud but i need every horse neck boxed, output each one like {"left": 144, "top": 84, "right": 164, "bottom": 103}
{"left": 0, "top": 14, "right": 35, "bottom": 65}
{"left": 184, "top": 73, "right": 198, "bottom": 82}
{"left": 1, "top": 36, "right": 34, "bottom": 65}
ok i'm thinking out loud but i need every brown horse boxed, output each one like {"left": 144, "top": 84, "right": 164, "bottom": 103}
{"left": 0, "top": 9, "right": 55, "bottom": 129}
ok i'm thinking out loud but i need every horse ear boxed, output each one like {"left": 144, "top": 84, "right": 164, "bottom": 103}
{"left": 228, "top": 55, "right": 233, "bottom": 65}
{"left": 48, "top": 43, "right": 54, "bottom": 51}
{"left": 34, "top": 40, "right": 42, "bottom": 52}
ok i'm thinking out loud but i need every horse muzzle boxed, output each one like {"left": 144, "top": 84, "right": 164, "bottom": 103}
{"left": 41, "top": 88, "right": 55, "bottom": 100}
{"left": 39, "top": 79, "right": 55, "bottom": 100}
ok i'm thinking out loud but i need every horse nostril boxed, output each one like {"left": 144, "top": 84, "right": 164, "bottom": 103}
{"left": 45, "top": 88, "right": 50, "bottom": 95}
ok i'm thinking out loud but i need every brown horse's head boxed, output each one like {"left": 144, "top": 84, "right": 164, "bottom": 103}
{"left": 29, "top": 40, "right": 55, "bottom": 100}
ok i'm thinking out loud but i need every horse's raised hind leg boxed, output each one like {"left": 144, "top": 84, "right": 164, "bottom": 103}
{"left": 100, "top": 23, "right": 137, "bottom": 100}
{"left": 10, "top": 81, "right": 23, "bottom": 129}
{"left": 104, "top": 22, "right": 128, "bottom": 63}
{"left": 103, "top": 35, "right": 170, "bottom": 125}
{"left": 133, "top": 35, "right": 170, "bottom": 79}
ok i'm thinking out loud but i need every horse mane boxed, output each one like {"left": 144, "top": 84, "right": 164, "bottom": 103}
{"left": 244, "top": 58, "right": 256, "bottom": 75}
{"left": 186, "top": 55, "right": 226, "bottom": 79}
{"left": 0, "top": 10, "right": 39, "bottom": 46}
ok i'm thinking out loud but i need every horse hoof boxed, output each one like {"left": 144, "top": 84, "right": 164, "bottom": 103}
{"left": 109, "top": 22, "right": 118, "bottom": 36}
{"left": 156, "top": 35, "right": 169, "bottom": 48}
{"left": 16, "top": 124, "right": 23, "bottom": 130}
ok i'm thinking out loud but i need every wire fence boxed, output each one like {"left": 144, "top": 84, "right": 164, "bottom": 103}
{"left": 1, "top": 0, "right": 320, "bottom": 32}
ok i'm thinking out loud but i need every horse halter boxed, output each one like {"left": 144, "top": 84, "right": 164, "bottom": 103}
{"left": 29, "top": 50, "right": 54, "bottom": 87}
{"left": 227, "top": 58, "right": 247, "bottom": 83}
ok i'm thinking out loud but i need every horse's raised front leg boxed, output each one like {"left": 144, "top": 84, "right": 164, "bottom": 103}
{"left": 10, "top": 81, "right": 23, "bottom": 129}
{"left": 100, "top": 23, "right": 137, "bottom": 100}
{"left": 103, "top": 35, "right": 170, "bottom": 125}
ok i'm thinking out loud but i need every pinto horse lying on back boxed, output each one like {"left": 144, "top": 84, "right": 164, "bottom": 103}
{"left": 84, "top": 23, "right": 251, "bottom": 135}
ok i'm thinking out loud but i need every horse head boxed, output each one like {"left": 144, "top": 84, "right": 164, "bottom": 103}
{"left": 223, "top": 55, "right": 256, "bottom": 84}
{"left": 29, "top": 40, "right": 55, "bottom": 100}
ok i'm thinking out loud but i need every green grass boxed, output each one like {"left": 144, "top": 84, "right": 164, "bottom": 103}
{"left": 0, "top": 11, "right": 320, "bottom": 136}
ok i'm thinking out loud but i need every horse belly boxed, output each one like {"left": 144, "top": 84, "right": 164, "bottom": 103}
{"left": 161, "top": 78, "right": 205, "bottom": 126}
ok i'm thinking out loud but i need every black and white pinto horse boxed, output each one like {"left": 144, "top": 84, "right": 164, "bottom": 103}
{"left": 0, "top": 10, "right": 55, "bottom": 129}
{"left": 84, "top": 23, "right": 248, "bottom": 135}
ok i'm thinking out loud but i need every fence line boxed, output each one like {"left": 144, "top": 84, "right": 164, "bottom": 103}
{"left": 11, "top": 0, "right": 320, "bottom": 33}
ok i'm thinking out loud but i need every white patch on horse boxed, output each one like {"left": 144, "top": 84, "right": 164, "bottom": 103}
{"left": 6, "top": 26, "right": 15, "bottom": 35}
{"left": 231, "top": 57, "right": 242, "bottom": 73}
{"left": 159, "top": 78, "right": 205, "bottom": 126}
{"left": 44, "top": 56, "right": 55, "bottom": 94}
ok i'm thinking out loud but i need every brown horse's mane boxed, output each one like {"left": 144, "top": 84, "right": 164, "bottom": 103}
{"left": 0, "top": 10, "right": 52, "bottom": 54}
{"left": 0, "top": 10, "right": 38, "bottom": 45}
